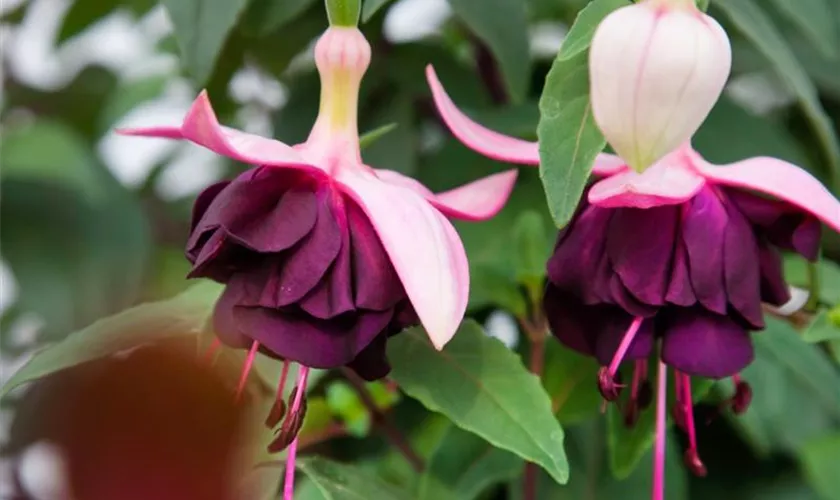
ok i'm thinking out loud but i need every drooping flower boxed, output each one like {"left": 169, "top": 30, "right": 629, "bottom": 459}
{"left": 425, "top": 67, "right": 840, "bottom": 499}
{"left": 119, "top": 16, "right": 517, "bottom": 499}
{"left": 589, "top": 0, "right": 731, "bottom": 172}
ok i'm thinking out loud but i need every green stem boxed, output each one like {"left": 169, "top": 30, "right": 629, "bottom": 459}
{"left": 806, "top": 257, "right": 821, "bottom": 312}
{"left": 325, "top": 0, "right": 360, "bottom": 27}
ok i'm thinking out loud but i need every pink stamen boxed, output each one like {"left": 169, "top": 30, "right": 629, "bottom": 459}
{"left": 608, "top": 316, "right": 645, "bottom": 376}
{"left": 235, "top": 340, "right": 260, "bottom": 401}
{"left": 277, "top": 360, "right": 291, "bottom": 398}
{"left": 202, "top": 337, "right": 222, "bottom": 364}
{"left": 653, "top": 360, "right": 668, "bottom": 500}
{"left": 283, "top": 365, "right": 310, "bottom": 500}
{"left": 679, "top": 372, "right": 707, "bottom": 477}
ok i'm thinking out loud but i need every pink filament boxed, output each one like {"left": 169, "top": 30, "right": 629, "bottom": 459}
{"left": 277, "top": 360, "right": 291, "bottom": 400}
{"left": 679, "top": 372, "right": 698, "bottom": 450}
{"left": 235, "top": 340, "right": 260, "bottom": 401}
{"left": 283, "top": 365, "right": 310, "bottom": 500}
{"left": 653, "top": 360, "right": 668, "bottom": 500}
{"left": 608, "top": 316, "right": 645, "bottom": 376}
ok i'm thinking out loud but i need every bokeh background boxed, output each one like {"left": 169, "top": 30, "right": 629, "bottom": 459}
{"left": 2, "top": 0, "right": 840, "bottom": 498}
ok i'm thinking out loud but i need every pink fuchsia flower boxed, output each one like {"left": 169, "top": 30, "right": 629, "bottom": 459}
{"left": 426, "top": 68, "right": 840, "bottom": 499}
{"left": 119, "top": 23, "right": 516, "bottom": 496}
{"left": 589, "top": 0, "right": 731, "bottom": 172}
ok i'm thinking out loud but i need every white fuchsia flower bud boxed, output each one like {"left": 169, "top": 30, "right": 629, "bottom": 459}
{"left": 588, "top": 0, "right": 731, "bottom": 172}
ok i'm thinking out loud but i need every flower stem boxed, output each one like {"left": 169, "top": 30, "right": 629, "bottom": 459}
{"left": 341, "top": 368, "right": 425, "bottom": 472}
{"left": 521, "top": 297, "right": 548, "bottom": 500}
{"left": 653, "top": 360, "right": 668, "bottom": 500}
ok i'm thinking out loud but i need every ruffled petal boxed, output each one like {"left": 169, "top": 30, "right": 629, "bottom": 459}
{"left": 298, "top": 220, "right": 355, "bottom": 320}
{"left": 117, "top": 91, "right": 318, "bottom": 171}
{"left": 696, "top": 156, "right": 840, "bottom": 233}
{"left": 722, "top": 197, "right": 763, "bottom": 328}
{"left": 665, "top": 238, "right": 696, "bottom": 307}
{"left": 588, "top": 152, "right": 706, "bottom": 208}
{"left": 607, "top": 205, "right": 679, "bottom": 306}
{"left": 426, "top": 65, "right": 539, "bottom": 165}
{"left": 375, "top": 169, "right": 518, "bottom": 221}
{"left": 661, "top": 308, "right": 754, "bottom": 379}
{"left": 682, "top": 188, "right": 728, "bottom": 314}
{"left": 337, "top": 169, "right": 469, "bottom": 349}
{"left": 347, "top": 201, "right": 404, "bottom": 311}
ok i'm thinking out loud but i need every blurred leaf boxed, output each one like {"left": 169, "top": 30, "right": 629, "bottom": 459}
{"left": 800, "top": 433, "right": 840, "bottom": 500}
{"left": 161, "top": 0, "right": 249, "bottom": 84}
{"left": 537, "top": 50, "right": 604, "bottom": 229}
{"left": 240, "top": 0, "right": 317, "bottom": 35}
{"left": 608, "top": 361, "right": 714, "bottom": 479}
{"left": 274, "top": 71, "right": 322, "bottom": 143}
{"left": 359, "top": 123, "right": 398, "bottom": 150}
{"left": 714, "top": 0, "right": 840, "bottom": 187}
{"left": 511, "top": 420, "right": 687, "bottom": 500}
{"left": 362, "top": 0, "right": 392, "bottom": 22}
{"left": 784, "top": 255, "right": 840, "bottom": 305}
{"left": 296, "top": 456, "right": 413, "bottom": 499}
{"left": 803, "top": 311, "right": 840, "bottom": 343}
{"left": 768, "top": 0, "right": 839, "bottom": 58}
{"left": 0, "top": 282, "right": 222, "bottom": 400}
{"left": 362, "top": 93, "right": 416, "bottom": 174}
{"left": 374, "top": 413, "right": 452, "bottom": 489}
{"left": 247, "top": 11, "right": 325, "bottom": 78}
{"left": 98, "top": 75, "right": 169, "bottom": 133}
{"left": 557, "top": 0, "right": 629, "bottom": 61}
{"left": 58, "top": 0, "right": 156, "bottom": 43}
{"left": 1, "top": 120, "right": 107, "bottom": 201}
{"left": 542, "top": 341, "right": 602, "bottom": 425}
{"left": 467, "top": 265, "right": 527, "bottom": 317}
{"left": 387, "top": 321, "right": 569, "bottom": 484}
{"left": 449, "top": 0, "right": 531, "bottom": 102}
{"left": 417, "top": 424, "right": 522, "bottom": 500}
{"left": 512, "top": 210, "right": 550, "bottom": 289}
{"left": 694, "top": 97, "right": 811, "bottom": 168}
{"left": 729, "top": 317, "right": 840, "bottom": 455}
{"left": 472, "top": 102, "right": 539, "bottom": 139}
{"left": 300, "top": 397, "right": 335, "bottom": 435}
{"left": 326, "top": 381, "right": 371, "bottom": 437}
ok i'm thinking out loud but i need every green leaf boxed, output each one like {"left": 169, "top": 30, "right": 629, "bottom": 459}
{"left": 511, "top": 211, "right": 550, "bottom": 290}
{"left": 359, "top": 123, "right": 398, "bottom": 150}
{"left": 784, "top": 255, "right": 840, "bottom": 305}
{"left": 449, "top": 0, "right": 531, "bottom": 102}
{"left": 387, "top": 321, "right": 569, "bottom": 484}
{"left": 362, "top": 0, "right": 393, "bottom": 22}
{"left": 326, "top": 381, "right": 371, "bottom": 437}
{"left": 296, "top": 456, "right": 413, "bottom": 500}
{"left": 542, "top": 342, "right": 602, "bottom": 425}
{"left": 714, "top": 0, "right": 840, "bottom": 187}
{"left": 240, "top": 0, "right": 318, "bottom": 35}
{"left": 557, "top": 0, "right": 630, "bottom": 61}
{"left": 768, "top": 0, "right": 839, "bottom": 58}
{"left": 361, "top": 94, "right": 416, "bottom": 174}
{"left": 728, "top": 317, "right": 840, "bottom": 455}
{"left": 58, "top": 0, "right": 156, "bottom": 43}
{"left": 537, "top": 50, "right": 605, "bottom": 229}
{"left": 161, "top": 0, "right": 249, "bottom": 84}
{"left": 608, "top": 360, "right": 714, "bottom": 479}
{"left": 511, "top": 420, "right": 687, "bottom": 500}
{"left": 803, "top": 311, "right": 840, "bottom": 343}
{"left": 0, "top": 282, "right": 222, "bottom": 400}
{"left": 98, "top": 76, "right": 168, "bottom": 134}
{"left": 800, "top": 433, "right": 840, "bottom": 500}
{"left": 417, "top": 425, "right": 522, "bottom": 500}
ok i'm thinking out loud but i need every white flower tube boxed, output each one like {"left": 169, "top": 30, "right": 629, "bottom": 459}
{"left": 589, "top": 0, "right": 731, "bottom": 172}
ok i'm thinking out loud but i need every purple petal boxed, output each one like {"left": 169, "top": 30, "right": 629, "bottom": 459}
{"left": 726, "top": 189, "right": 821, "bottom": 261}
{"left": 547, "top": 205, "right": 612, "bottom": 304}
{"left": 233, "top": 306, "right": 394, "bottom": 368}
{"left": 191, "top": 181, "right": 229, "bottom": 232}
{"left": 226, "top": 188, "right": 318, "bottom": 252}
{"left": 298, "top": 222, "right": 355, "bottom": 319}
{"left": 345, "top": 335, "right": 391, "bottom": 381}
{"left": 347, "top": 202, "right": 404, "bottom": 311}
{"left": 607, "top": 206, "right": 679, "bottom": 306}
{"left": 723, "top": 199, "right": 763, "bottom": 328}
{"left": 212, "top": 285, "right": 252, "bottom": 350}
{"left": 682, "top": 188, "right": 728, "bottom": 314}
{"left": 665, "top": 238, "right": 696, "bottom": 307}
{"left": 757, "top": 243, "right": 791, "bottom": 306}
{"left": 660, "top": 308, "right": 754, "bottom": 378}
{"left": 271, "top": 196, "right": 342, "bottom": 306}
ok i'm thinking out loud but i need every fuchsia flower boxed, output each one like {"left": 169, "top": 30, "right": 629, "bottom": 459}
{"left": 120, "top": 23, "right": 516, "bottom": 498}
{"left": 426, "top": 66, "right": 840, "bottom": 497}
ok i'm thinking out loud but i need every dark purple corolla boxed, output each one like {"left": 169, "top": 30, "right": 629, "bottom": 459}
{"left": 189, "top": 167, "right": 415, "bottom": 382}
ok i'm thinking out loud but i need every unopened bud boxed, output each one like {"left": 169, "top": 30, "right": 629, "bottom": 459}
{"left": 589, "top": 0, "right": 731, "bottom": 172}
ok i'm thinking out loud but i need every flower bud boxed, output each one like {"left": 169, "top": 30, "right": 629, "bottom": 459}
{"left": 589, "top": 0, "right": 731, "bottom": 172}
